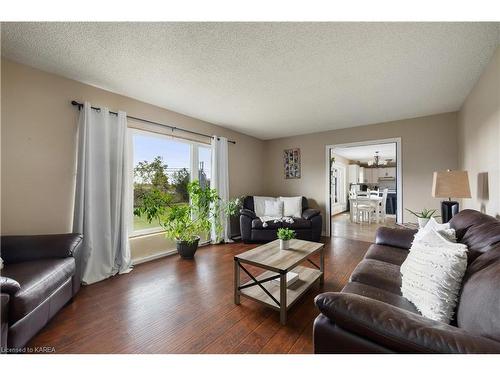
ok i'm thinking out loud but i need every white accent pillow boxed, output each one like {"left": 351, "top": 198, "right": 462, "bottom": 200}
{"left": 264, "top": 199, "right": 284, "bottom": 217}
{"left": 400, "top": 228, "right": 468, "bottom": 323}
{"left": 414, "top": 217, "right": 457, "bottom": 243}
{"left": 253, "top": 196, "right": 277, "bottom": 217}
{"left": 279, "top": 196, "right": 302, "bottom": 218}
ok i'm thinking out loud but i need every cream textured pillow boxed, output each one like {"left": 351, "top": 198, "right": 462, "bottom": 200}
{"left": 253, "top": 196, "right": 277, "bottom": 217}
{"left": 279, "top": 196, "right": 302, "bottom": 218}
{"left": 264, "top": 199, "right": 284, "bottom": 217}
{"left": 400, "top": 228, "right": 467, "bottom": 323}
{"left": 414, "top": 217, "right": 457, "bottom": 242}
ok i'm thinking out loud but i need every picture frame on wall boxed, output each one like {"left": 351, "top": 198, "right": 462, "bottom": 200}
{"left": 284, "top": 148, "right": 301, "bottom": 179}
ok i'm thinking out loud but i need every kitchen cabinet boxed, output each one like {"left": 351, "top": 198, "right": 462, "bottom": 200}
{"left": 363, "top": 168, "right": 371, "bottom": 183}
{"left": 348, "top": 165, "right": 359, "bottom": 184}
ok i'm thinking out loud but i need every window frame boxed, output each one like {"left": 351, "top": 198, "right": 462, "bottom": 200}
{"left": 127, "top": 128, "right": 212, "bottom": 238}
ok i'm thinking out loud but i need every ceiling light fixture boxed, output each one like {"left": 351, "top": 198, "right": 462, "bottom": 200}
{"left": 367, "top": 151, "right": 388, "bottom": 167}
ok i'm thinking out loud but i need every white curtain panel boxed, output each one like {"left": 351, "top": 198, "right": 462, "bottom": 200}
{"left": 210, "top": 136, "right": 231, "bottom": 243}
{"left": 73, "top": 102, "right": 132, "bottom": 285}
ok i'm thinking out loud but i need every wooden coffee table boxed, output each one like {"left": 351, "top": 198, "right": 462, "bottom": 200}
{"left": 234, "top": 239, "right": 324, "bottom": 325}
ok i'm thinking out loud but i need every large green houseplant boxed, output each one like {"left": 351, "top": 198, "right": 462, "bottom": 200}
{"left": 134, "top": 180, "right": 240, "bottom": 258}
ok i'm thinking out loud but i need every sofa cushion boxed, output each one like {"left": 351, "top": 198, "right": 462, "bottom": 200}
{"left": 342, "top": 282, "right": 418, "bottom": 314}
{"left": 349, "top": 259, "right": 402, "bottom": 295}
{"left": 2, "top": 258, "right": 75, "bottom": 323}
{"left": 449, "top": 209, "right": 498, "bottom": 242}
{"left": 364, "top": 244, "right": 409, "bottom": 266}
{"left": 242, "top": 196, "right": 255, "bottom": 212}
{"left": 282, "top": 218, "right": 312, "bottom": 229}
{"left": 460, "top": 221, "right": 500, "bottom": 262}
{"left": 251, "top": 219, "right": 282, "bottom": 229}
{"left": 456, "top": 244, "right": 500, "bottom": 341}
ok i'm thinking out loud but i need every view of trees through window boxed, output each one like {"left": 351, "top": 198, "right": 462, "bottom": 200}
{"left": 132, "top": 131, "right": 211, "bottom": 233}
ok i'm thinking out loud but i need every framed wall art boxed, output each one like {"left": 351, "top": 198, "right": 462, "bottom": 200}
{"left": 284, "top": 148, "right": 301, "bottom": 179}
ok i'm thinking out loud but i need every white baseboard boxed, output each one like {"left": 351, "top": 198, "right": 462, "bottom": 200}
{"left": 132, "top": 249, "right": 177, "bottom": 265}
{"left": 131, "top": 240, "right": 212, "bottom": 266}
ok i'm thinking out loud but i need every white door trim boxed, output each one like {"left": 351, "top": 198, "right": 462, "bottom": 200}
{"left": 325, "top": 137, "right": 403, "bottom": 237}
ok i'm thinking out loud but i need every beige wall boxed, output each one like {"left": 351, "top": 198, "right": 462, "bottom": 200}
{"left": 4, "top": 56, "right": 489, "bottom": 260}
{"left": 1, "top": 59, "right": 266, "bottom": 261}
{"left": 458, "top": 47, "right": 500, "bottom": 219}
{"left": 263, "top": 112, "right": 459, "bottom": 229}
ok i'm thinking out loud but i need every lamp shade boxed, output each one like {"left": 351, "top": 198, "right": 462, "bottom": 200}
{"left": 432, "top": 170, "right": 471, "bottom": 199}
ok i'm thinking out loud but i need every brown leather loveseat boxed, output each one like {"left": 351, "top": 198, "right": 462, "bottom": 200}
{"left": 1, "top": 234, "right": 83, "bottom": 351}
{"left": 313, "top": 209, "right": 500, "bottom": 353}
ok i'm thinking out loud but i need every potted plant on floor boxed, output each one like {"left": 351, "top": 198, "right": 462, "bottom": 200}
{"left": 134, "top": 180, "right": 240, "bottom": 259}
{"left": 134, "top": 181, "right": 240, "bottom": 259}
{"left": 405, "top": 208, "right": 440, "bottom": 228}
{"left": 277, "top": 228, "right": 296, "bottom": 250}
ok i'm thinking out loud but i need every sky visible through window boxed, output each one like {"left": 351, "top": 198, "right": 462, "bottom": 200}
{"left": 133, "top": 133, "right": 190, "bottom": 174}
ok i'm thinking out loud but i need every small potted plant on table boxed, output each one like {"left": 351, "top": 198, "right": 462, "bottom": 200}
{"left": 277, "top": 228, "right": 296, "bottom": 250}
{"left": 405, "top": 208, "right": 440, "bottom": 228}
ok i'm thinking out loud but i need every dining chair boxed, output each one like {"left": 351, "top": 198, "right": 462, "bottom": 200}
{"left": 349, "top": 190, "right": 358, "bottom": 222}
{"left": 377, "top": 188, "right": 389, "bottom": 223}
{"left": 355, "top": 196, "right": 373, "bottom": 223}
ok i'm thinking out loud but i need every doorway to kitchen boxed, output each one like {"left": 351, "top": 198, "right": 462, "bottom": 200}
{"left": 325, "top": 138, "right": 402, "bottom": 239}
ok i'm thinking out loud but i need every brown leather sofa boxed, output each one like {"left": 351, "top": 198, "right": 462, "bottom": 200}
{"left": 0, "top": 234, "right": 83, "bottom": 350}
{"left": 313, "top": 209, "right": 500, "bottom": 353}
{"left": 240, "top": 196, "right": 322, "bottom": 243}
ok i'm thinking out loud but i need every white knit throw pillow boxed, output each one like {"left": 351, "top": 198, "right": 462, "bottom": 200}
{"left": 413, "top": 217, "right": 457, "bottom": 242}
{"left": 400, "top": 228, "right": 467, "bottom": 323}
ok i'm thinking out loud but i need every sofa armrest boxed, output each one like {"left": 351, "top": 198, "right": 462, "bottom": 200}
{"left": 1, "top": 293, "right": 9, "bottom": 349}
{"left": 240, "top": 209, "right": 257, "bottom": 219}
{"left": 302, "top": 208, "right": 320, "bottom": 220}
{"left": 314, "top": 292, "right": 500, "bottom": 353}
{"left": 375, "top": 227, "right": 417, "bottom": 250}
{"left": 0, "top": 234, "right": 83, "bottom": 264}
{"left": 240, "top": 214, "right": 253, "bottom": 243}
{"left": 0, "top": 276, "right": 21, "bottom": 295}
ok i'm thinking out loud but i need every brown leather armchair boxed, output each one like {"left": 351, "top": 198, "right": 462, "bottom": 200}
{"left": 1, "top": 234, "right": 83, "bottom": 350}
{"left": 314, "top": 210, "right": 500, "bottom": 353}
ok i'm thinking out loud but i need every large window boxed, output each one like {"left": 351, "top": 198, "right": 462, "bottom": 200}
{"left": 198, "top": 145, "right": 212, "bottom": 189}
{"left": 130, "top": 129, "right": 212, "bottom": 235}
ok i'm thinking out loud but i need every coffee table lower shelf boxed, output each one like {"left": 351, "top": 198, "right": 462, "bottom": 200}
{"left": 239, "top": 265, "right": 322, "bottom": 311}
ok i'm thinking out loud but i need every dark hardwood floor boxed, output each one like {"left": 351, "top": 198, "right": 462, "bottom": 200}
{"left": 28, "top": 236, "right": 371, "bottom": 354}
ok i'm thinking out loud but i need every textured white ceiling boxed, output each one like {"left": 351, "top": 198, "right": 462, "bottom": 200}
{"left": 2, "top": 22, "right": 499, "bottom": 140}
{"left": 333, "top": 143, "right": 396, "bottom": 162}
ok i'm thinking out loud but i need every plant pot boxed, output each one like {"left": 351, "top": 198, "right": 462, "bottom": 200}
{"left": 279, "top": 239, "right": 290, "bottom": 250}
{"left": 418, "top": 217, "right": 430, "bottom": 228}
{"left": 176, "top": 236, "right": 200, "bottom": 259}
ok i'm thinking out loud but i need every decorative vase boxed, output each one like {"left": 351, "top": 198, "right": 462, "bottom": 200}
{"left": 418, "top": 217, "right": 430, "bottom": 228}
{"left": 176, "top": 236, "right": 200, "bottom": 259}
{"left": 280, "top": 239, "right": 289, "bottom": 250}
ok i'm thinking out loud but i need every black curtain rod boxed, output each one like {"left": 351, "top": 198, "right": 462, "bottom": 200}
{"left": 71, "top": 100, "right": 236, "bottom": 144}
